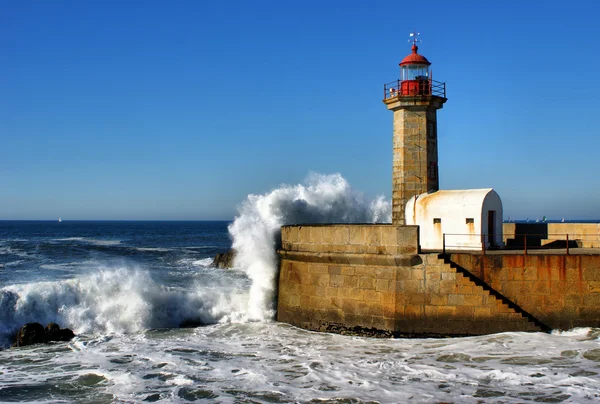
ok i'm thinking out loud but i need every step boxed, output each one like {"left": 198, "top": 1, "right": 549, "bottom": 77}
{"left": 436, "top": 255, "right": 547, "bottom": 332}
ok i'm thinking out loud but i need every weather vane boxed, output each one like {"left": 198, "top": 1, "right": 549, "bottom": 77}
{"left": 409, "top": 30, "right": 421, "bottom": 46}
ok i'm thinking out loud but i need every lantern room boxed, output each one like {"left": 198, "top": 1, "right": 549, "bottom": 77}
{"left": 384, "top": 40, "right": 446, "bottom": 100}
{"left": 399, "top": 44, "right": 431, "bottom": 96}
{"left": 400, "top": 44, "right": 431, "bottom": 81}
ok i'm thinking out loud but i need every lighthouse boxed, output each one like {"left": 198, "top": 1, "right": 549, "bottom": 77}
{"left": 383, "top": 34, "right": 447, "bottom": 225}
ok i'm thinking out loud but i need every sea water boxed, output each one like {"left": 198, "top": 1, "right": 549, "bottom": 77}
{"left": 1, "top": 174, "right": 599, "bottom": 403}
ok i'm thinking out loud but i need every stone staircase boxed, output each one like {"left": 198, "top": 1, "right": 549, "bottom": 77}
{"left": 437, "top": 254, "right": 551, "bottom": 333}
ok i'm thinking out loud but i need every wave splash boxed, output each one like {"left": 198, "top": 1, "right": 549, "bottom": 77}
{"left": 0, "top": 266, "right": 248, "bottom": 346}
{"left": 229, "top": 173, "right": 391, "bottom": 321}
{"left": 0, "top": 173, "right": 389, "bottom": 345}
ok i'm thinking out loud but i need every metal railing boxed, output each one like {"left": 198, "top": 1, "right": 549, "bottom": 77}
{"left": 383, "top": 79, "right": 446, "bottom": 99}
{"left": 439, "top": 232, "right": 600, "bottom": 256}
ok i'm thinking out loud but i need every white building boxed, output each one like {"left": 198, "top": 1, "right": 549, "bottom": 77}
{"left": 405, "top": 189, "right": 503, "bottom": 251}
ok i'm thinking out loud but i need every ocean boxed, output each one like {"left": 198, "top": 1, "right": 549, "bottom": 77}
{"left": 1, "top": 175, "right": 600, "bottom": 403}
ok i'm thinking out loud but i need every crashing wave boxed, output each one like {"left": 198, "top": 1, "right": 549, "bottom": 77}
{"left": 229, "top": 173, "right": 391, "bottom": 321}
{"left": 0, "top": 173, "right": 390, "bottom": 345}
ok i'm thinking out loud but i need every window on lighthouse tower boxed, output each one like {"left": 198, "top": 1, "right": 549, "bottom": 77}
{"left": 402, "top": 64, "right": 429, "bottom": 81}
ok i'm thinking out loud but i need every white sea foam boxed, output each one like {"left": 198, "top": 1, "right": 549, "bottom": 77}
{"left": 3, "top": 260, "right": 25, "bottom": 267}
{"left": 552, "top": 327, "right": 593, "bottom": 337}
{"left": 133, "top": 247, "right": 173, "bottom": 252}
{"left": 0, "top": 265, "right": 248, "bottom": 346}
{"left": 192, "top": 258, "right": 215, "bottom": 267}
{"left": 0, "top": 245, "right": 33, "bottom": 259}
{"left": 3, "top": 322, "right": 599, "bottom": 403}
{"left": 54, "top": 237, "right": 121, "bottom": 246}
{"left": 39, "top": 262, "right": 79, "bottom": 271}
{"left": 174, "top": 258, "right": 217, "bottom": 270}
{"left": 228, "top": 173, "right": 391, "bottom": 321}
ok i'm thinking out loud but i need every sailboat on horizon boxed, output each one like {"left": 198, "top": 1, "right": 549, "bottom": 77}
{"left": 58, "top": 217, "right": 62, "bottom": 223}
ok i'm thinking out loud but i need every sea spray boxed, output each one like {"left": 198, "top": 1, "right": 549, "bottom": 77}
{"left": 0, "top": 264, "right": 248, "bottom": 346}
{"left": 229, "top": 173, "right": 391, "bottom": 321}
{"left": 0, "top": 174, "right": 390, "bottom": 345}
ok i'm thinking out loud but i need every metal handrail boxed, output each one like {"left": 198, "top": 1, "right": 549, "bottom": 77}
{"left": 440, "top": 232, "right": 600, "bottom": 256}
{"left": 383, "top": 79, "right": 446, "bottom": 99}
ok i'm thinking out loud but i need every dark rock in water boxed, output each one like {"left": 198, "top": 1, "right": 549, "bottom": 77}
{"left": 212, "top": 249, "right": 236, "bottom": 269}
{"left": 12, "top": 322, "right": 75, "bottom": 347}
{"left": 13, "top": 322, "right": 46, "bottom": 347}
{"left": 58, "top": 328, "right": 75, "bottom": 341}
{"left": 45, "top": 322, "right": 75, "bottom": 342}
{"left": 179, "top": 319, "right": 206, "bottom": 328}
{"left": 318, "top": 322, "right": 394, "bottom": 338}
{"left": 45, "top": 322, "right": 61, "bottom": 339}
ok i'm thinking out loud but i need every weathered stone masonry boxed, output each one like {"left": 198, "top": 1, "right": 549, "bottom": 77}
{"left": 448, "top": 253, "right": 600, "bottom": 330}
{"left": 278, "top": 225, "right": 545, "bottom": 336}
{"left": 384, "top": 95, "right": 446, "bottom": 225}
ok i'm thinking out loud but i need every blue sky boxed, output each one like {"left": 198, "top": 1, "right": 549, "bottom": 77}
{"left": 1, "top": 0, "right": 599, "bottom": 220}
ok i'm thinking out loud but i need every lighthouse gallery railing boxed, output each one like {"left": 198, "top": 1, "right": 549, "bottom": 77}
{"left": 384, "top": 79, "right": 446, "bottom": 99}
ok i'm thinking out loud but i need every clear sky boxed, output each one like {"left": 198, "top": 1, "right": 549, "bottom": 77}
{"left": 1, "top": 0, "right": 599, "bottom": 220}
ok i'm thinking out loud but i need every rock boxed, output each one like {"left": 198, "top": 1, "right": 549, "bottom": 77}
{"left": 12, "top": 322, "right": 75, "bottom": 347}
{"left": 179, "top": 318, "right": 206, "bottom": 328}
{"left": 212, "top": 249, "right": 236, "bottom": 269}
{"left": 45, "top": 322, "right": 61, "bottom": 339}
{"left": 45, "top": 322, "right": 75, "bottom": 342}
{"left": 13, "top": 322, "right": 46, "bottom": 347}
{"left": 318, "top": 322, "right": 394, "bottom": 338}
{"left": 57, "top": 328, "right": 75, "bottom": 341}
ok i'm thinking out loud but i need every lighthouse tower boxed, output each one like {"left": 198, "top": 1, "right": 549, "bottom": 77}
{"left": 383, "top": 35, "right": 447, "bottom": 225}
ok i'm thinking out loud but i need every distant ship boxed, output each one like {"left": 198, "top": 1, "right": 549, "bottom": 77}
{"left": 58, "top": 217, "right": 62, "bottom": 223}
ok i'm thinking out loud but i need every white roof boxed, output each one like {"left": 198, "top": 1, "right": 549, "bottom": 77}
{"left": 406, "top": 189, "right": 501, "bottom": 224}
{"left": 409, "top": 188, "right": 494, "bottom": 207}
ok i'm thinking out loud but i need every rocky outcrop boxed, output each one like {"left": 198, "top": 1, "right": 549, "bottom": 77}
{"left": 212, "top": 249, "right": 236, "bottom": 269}
{"left": 44, "top": 322, "right": 75, "bottom": 342}
{"left": 13, "top": 323, "right": 45, "bottom": 346}
{"left": 179, "top": 318, "right": 206, "bottom": 328}
{"left": 12, "top": 322, "right": 75, "bottom": 347}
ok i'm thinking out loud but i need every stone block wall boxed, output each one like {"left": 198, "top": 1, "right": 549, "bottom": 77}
{"left": 278, "top": 225, "right": 418, "bottom": 334}
{"left": 396, "top": 254, "right": 537, "bottom": 335}
{"left": 546, "top": 223, "right": 600, "bottom": 248}
{"left": 278, "top": 225, "right": 539, "bottom": 336}
{"left": 277, "top": 258, "right": 398, "bottom": 333}
{"left": 448, "top": 253, "right": 600, "bottom": 330}
{"left": 503, "top": 222, "right": 600, "bottom": 248}
{"left": 280, "top": 224, "right": 419, "bottom": 256}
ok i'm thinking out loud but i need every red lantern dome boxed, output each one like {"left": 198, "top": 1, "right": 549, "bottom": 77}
{"left": 400, "top": 45, "right": 431, "bottom": 66}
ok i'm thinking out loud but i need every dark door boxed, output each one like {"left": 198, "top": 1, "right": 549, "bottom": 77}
{"left": 488, "top": 210, "right": 496, "bottom": 247}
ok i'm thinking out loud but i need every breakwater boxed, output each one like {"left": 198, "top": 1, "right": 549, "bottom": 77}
{"left": 277, "top": 224, "right": 600, "bottom": 336}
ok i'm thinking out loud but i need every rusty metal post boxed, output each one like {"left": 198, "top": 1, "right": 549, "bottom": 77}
{"left": 443, "top": 233, "right": 446, "bottom": 255}
{"left": 524, "top": 233, "right": 528, "bottom": 256}
{"left": 482, "top": 233, "right": 486, "bottom": 255}
{"left": 566, "top": 233, "right": 570, "bottom": 255}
